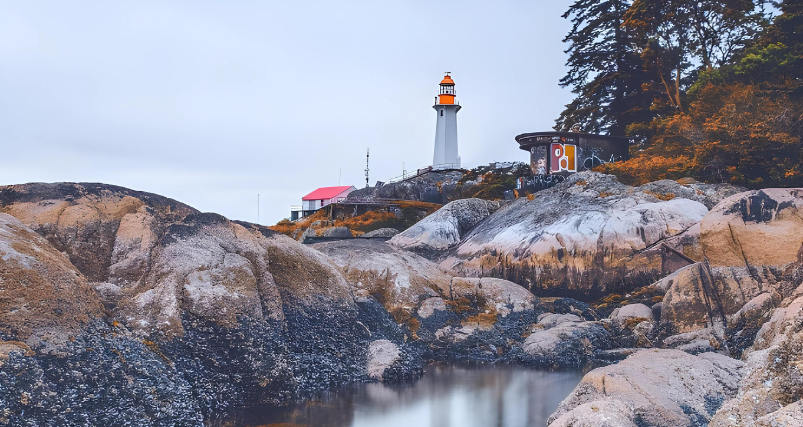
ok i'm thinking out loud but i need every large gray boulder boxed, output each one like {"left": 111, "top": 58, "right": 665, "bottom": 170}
{"left": 440, "top": 172, "right": 741, "bottom": 295}
{"left": 346, "top": 170, "right": 464, "bottom": 203}
{"left": 449, "top": 277, "right": 538, "bottom": 317}
{"left": 361, "top": 228, "right": 400, "bottom": 238}
{"left": 366, "top": 339, "right": 401, "bottom": 381}
{"left": 522, "top": 315, "right": 611, "bottom": 367}
{"left": 389, "top": 198, "right": 500, "bottom": 253}
{"left": 319, "top": 226, "right": 353, "bottom": 238}
{"left": 654, "top": 189, "right": 803, "bottom": 349}
{"left": 549, "top": 349, "right": 743, "bottom": 427}
{"left": 701, "top": 188, "right": 803, "bottom": 268}
{"left": 659, "top": 261, "right": 785, "bottom": 337}
{"left": 549, "top": 401, "right": 639, "bottom": 427}
{"left": 311, "top": 239, "right": 453, "bottom": 309}
{"left": 710, "top": 290, "right": 803, "bottom": 426}
{"left": 611, "top": 303, "right": 654, "bottom": 321}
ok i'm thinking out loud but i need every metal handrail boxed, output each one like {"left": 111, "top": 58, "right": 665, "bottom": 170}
{"left": 384, "top": 163, "right": 463, "bottom": 184}
{"left": 386, "top": 166, "right": 433, "bottom": 183}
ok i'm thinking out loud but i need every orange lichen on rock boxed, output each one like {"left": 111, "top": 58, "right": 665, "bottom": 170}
{"left": 643, "top": 190, "right": 676, "bottom": 201}
{"left": 464, "top": 312, "right": 498, "bottom": 328}
{"left": 0, "top": 213, "right": 104, "bottom": 347}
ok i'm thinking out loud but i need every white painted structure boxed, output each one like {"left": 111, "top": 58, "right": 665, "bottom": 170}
{"left": 293, "top": 185, "right": 356, "bottom": 220}
{"left": 432, "top": 73, "right": 461, "bottom": 170}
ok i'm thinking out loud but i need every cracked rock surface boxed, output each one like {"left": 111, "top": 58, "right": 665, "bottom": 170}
{"left": 440, "top": 172, "right": 742, "bottom": 297}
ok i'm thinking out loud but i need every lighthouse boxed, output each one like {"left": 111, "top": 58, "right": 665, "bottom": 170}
{"left": 432, "top": 73, "right": 461, "bottom": 169}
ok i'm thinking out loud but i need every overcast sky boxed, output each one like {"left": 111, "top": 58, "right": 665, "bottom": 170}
{"left": 1, "top": 0, "right": 574, "bottom": 224}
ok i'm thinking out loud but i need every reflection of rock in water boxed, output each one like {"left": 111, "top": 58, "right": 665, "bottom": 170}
{"left": 219, "top": 364, "right": 583, "bottom": 427}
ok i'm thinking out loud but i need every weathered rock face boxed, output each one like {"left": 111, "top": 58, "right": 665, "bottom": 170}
{"left": 347, "top": 170, "right": 464, "bottom": 203}
{"left": 440, "top": 172, "right": 742, "bottom": 298}
{"left": 653, "top": 188, "right": 803, "bottom": 349}
{"left": 361, "top": 228, "right": 400, "bottom": 238}
{"left": 701, "top": 189, "right": 803, "bottom": 268}
{"left": 0, "top": 213, "right": 104, "bottom": 346}
{"left": 0, "top": 212, "right": 201, "bottom": 425}
{"left": 0, "top": 183, "right": 421, "bottom": 425}
{"left": 549, "top": 349, "right": 743, "bottom": 427}
{"left": 0, "top": 183, "right": 197, "bottom": 283}
{"left": 366, "top": 340, "right": 401, "bottom": 381}
{"left": 449, "top": 277, "right": 537, "bottom": 316}
{"left": 415, "top": 275, "right": 543, "bottom": 362}
{"left": 521, "top": 314, "right": 611, "bottom": 367}
{"left": 549, "top": 400, "right": 639, "bottom": 427}
{"left": 611, "top": 303, "right": 653, "bottom": 321}
{"left": 710, "top": 290, "right": 803, "bottom": 426}
{"left": 389, "top": 198, "right": 500, "bottom": 254}
{"left": 319, "top": 226, "right": 353, "bottom": 238}
{"left": 658, "top": 261, "right": 791, "bottom": 352}
{"left": 311, "top": 239, "right": 549, "bottom": 363}
{"left": 311, "top": 239, "right": 453, "bottom": 309}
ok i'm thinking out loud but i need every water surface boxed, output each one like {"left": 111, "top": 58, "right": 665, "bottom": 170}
{"left": 216, "top": 363, "right": 584, "bottom": 427}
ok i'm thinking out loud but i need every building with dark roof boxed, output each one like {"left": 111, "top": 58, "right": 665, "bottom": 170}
{"left": 516, "top": 131, "right": 630, "bottom": 176}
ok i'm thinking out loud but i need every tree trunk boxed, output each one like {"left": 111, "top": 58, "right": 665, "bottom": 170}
{"left": 675, "top": 64, "right": 683, "bottom": 112}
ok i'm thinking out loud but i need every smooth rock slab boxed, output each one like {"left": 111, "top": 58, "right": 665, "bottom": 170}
{"left": 549, "top": 349, "right": 743, "bottom": 427}
{"left": 701, "top": 188, "right": 803, "bottom": 268}
{"left": 522, "top": 320, "right": 610, "bottom": 367}
{"left": 549, "top": 400, "right": 638, "bottom": 427}
{"left": 389, "top": 198, "right": 500, "bottom": 252}
{"left": 361, "top": 228, "right": 400, "bottom": 238}
{"left": 537, "top": 313, "right": 583, "bottom": 328}
{"left": 450, "top": 277, "right": 538, "bottom": 317}
{"left": 611, "top": 303, "right": 654, "bottom": 321}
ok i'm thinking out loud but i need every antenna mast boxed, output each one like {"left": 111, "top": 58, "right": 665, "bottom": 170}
{"left": 257, "top": 194, "right": 260, "bottom": 224}
{"left": 364, "top": 148, "right": 370, "bottom": 188}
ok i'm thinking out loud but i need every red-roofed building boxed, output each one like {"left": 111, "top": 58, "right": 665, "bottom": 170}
{"left": 291, "top": 185, "right": 356, "bottom": 220}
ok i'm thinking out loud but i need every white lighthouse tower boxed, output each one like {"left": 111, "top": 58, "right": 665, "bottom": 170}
{"left": 432, "top": 73, "right": 461, "bottom": 169}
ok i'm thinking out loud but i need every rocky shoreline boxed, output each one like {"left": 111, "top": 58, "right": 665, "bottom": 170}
{"left": 1, "top": 174, "right": 802, "bottom": 426}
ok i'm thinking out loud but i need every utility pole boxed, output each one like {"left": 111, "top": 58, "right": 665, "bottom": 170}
{"left": 364, "top": 148, "right": 370, "bottom": 188}
{"left": 257, "top": 194, "right": 260, "bottom": 224}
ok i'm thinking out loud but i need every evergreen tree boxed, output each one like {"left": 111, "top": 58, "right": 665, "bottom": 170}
{"left": 623, "top": 0, "right": 767, "bottom": 112}
{"left": 731, "top": 0, "right": 803, "bottom": 83}
{"left": 555, "top": 0, "right": 656, "bottom": 136}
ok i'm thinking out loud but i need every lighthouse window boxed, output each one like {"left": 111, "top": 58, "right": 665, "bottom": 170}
{"left": 440, "top": 110, "right": 444, "bottom": 116}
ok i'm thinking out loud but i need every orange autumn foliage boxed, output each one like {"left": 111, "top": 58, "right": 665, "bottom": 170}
{"left": 599, "top": 82, "right": 803, "bottom": 188}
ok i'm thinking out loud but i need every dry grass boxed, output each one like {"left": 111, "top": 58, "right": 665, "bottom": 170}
{"left": 269, "top": 210, "right": 329, "bottom": 237}
{"left": 445, "top": 296, "right": 474, "bottom": 314}
{"left": 334, "top": 211, "right": 396, "bottom": 232}
{"left": 407, "top": 317, "right": 421, "bottom": 340}
{"left": 269, "top": 200, "right": 441, "bottom": 237}
{"left": 623, "top": 316, "right": 652, "bottom": 329}
{"left": 643, "top": 190, "right": 676, "bottom": 201}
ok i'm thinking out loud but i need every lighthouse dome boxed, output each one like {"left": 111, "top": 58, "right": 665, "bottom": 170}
{"left": 440, "top": 74, "right": 455, "bottom": 85}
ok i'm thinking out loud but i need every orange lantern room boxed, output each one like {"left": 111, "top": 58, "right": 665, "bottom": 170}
{"left": 437, "top": 73, "right": 456, "bottom": 105}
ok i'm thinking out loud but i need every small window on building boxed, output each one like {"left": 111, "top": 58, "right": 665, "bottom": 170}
{"left": 440, "top": 110, "right": 444, "bottom": 116}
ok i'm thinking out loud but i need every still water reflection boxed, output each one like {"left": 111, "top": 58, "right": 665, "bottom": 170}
{"left": 217, "top": 363, "right": 584, "bottom": 427}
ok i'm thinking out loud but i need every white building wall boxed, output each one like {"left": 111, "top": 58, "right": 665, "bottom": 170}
{"left": 432, "top": 104, "right": 461, "bottom": 168}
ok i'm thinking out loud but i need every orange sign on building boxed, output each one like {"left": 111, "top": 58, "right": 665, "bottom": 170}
{"left": 550, "top": 143, "right": 577, "bottom": 173}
